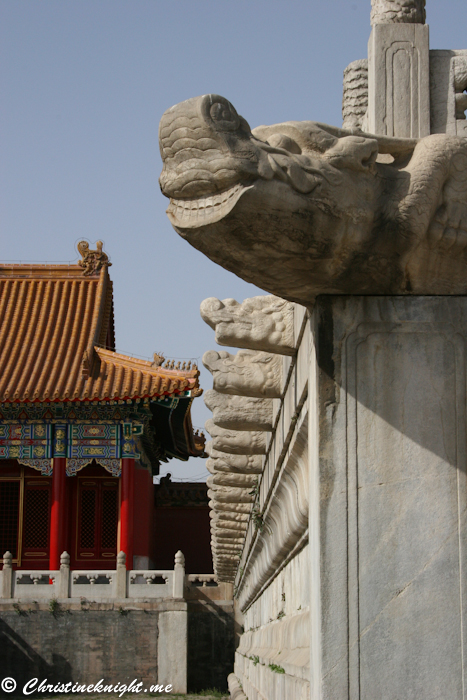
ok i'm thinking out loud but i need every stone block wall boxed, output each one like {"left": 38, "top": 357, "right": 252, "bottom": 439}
{"left": 0, "top": 605, "right": 161, "bottom": 694}
{"left": 0, "top": 596, "right": 235, "bottom": 696}
{"left": 235, "top": 547, "right": 310, "bottom": 700}
{"left": 188, "top": 600, "right": 235, "bottom": 693}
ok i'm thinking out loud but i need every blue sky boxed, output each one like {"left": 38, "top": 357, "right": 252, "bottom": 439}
{"left": 1, "top": 0, "right": 465, "bottom": 480}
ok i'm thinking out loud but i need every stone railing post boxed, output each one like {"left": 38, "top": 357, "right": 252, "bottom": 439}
{"left": 1, "top": 552, "right": 13, "bottom": 599}
{"left": 173, "top": 550, "right": 185, "bottom": 598}
{"left": 57, "top": 551, "right": 70, "bottom": 598}
{"left": 115, "top": 551, "right": 127, "bottom": 598}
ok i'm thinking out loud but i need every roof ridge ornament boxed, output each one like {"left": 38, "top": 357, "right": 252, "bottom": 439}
{"left": 152, "top": 353, "right": 165, "bottom": 367}
{"left": 77, "top": 240, "right": 112, "bottom": 276}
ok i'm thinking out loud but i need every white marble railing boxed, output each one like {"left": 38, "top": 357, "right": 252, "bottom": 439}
{"left": 0, "top": 549, "right": 198, "bottom": 601}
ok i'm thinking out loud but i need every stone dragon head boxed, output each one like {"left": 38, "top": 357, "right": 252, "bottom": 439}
{"left": 159, "top": 94, "right": 467, "bottom": 304}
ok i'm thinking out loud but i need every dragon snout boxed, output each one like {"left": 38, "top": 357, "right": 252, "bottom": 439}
{"left": 159, "top": 94, "right": 256, "bottom": 199}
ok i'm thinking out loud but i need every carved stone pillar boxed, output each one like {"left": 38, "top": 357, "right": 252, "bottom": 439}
{"left": 309, "top": 295, "right": 467, "bottom": 700}
{"left": 368, "top": 0, "right": 430, "bottom": 137}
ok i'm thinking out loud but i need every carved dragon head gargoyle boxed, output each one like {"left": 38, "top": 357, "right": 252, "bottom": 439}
{"left": 159, "top": 94, "right": 467, "bottom": 304}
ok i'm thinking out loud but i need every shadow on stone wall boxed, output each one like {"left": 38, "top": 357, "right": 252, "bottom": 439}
{"left": 0, "top": 618, "right": 73, "bottom": 698}
{"left": 187, "top": 597, "right": 235, "bottom": 693}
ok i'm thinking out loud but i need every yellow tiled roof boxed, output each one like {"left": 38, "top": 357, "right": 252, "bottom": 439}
{"left": 0, "top": 264, "right": 199, "bottom": 403}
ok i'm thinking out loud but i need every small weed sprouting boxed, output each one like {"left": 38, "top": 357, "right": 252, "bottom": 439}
{"left": 49, "top": 598, "right": 59, "bottom": 615}
{"left": 281, "top": 592, "right": 286, "bottom": 602}
{"left": 277, "top": 610, "right": 285, "bottom": 620}
{"left": 269, "top": 663, "right": 285, "bottom": 674}
{"left": 248, "top": 479, "right": 259, "bottom": 497}
{"left": 252, "top": 507, "right": 264, "bottom": 532}
{"left": 13, "top": 603, "right": 27, "bottom": 617}
{"left": 250, "top": 655, "right": 260, "bottom": 666}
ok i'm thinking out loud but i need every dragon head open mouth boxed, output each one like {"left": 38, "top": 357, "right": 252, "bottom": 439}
{"left": 159, "top": 94, "right": 333, "bottom": 230}
{"left": 165, "top": 183, "right": 253, "bottom": 229}
{"left": 159, "top": 93, "right": 467, "bottom": 301}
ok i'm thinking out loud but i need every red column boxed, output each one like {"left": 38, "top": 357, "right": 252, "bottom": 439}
{"left": 49, "top": 457, "right": 67, "bottom": 570}
{"left": 120, "top": 458, "right": 135, "bottom": 570}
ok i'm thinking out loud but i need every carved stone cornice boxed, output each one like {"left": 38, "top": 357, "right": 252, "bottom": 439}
{"left": 200, "top": 296, "right": 295, "bottom": 355}
{"left": 202, "top": 350, "right": 283, "bottom": 399}
{"left": 236, "top": 417, "right": 309, "bottom": 612}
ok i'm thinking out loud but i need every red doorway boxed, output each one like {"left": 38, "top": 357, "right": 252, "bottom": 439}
{"left": 70, "top": 467, "right": 119, "bottom": 569}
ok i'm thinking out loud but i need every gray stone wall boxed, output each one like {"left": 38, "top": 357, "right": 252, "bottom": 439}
{"left": 0, "top": 598, "right": 235, "bottom": 696}
{"left": 0, "top": 608, "right": 159, "bottom": 692}
{"left": 187, "top": 601, "right": 235, "bottom": 693}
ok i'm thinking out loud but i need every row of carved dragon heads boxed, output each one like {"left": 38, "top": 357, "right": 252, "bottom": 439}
{"left": 201, "top": 294, "right": 301, "bottom": 582}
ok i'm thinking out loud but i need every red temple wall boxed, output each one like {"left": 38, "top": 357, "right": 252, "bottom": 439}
{"left": 152, "top": 506, "right": 213, "bottom": 574}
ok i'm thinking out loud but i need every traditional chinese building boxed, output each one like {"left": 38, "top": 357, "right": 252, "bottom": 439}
{"left": 0, "top": 242, "right": 205, "bottom": 571}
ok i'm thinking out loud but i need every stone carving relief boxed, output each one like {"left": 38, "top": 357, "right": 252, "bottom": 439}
{"left": 208, "top": 485, "right": 255, "bottom": 503}
{"left": 453, "top": 57, "right": 467, "bottom": 120}
{"left": 205, "top": 423, "right": 267, "bottom": 455}
{"left": 209, "top": 499, "right": 252, "bottom": 514}
{"left": 370, "top": 0, "right": 425, "bottom": 25}
{"left": 213, "top": 519, "right": 249, "bottom": 532}
{"left": 202, "top": 350, "right": 283, "bottom": 399}
{"left": 206, "top": 472, "right": 257, "bottom": 489}
{"left": 200, "top": 296, "right": 295, "bottom": 355}
{"left": 236, "top": 420, "right": 309, "bottom": 611}
{"left": 211, "top": 510, "right": 250, "bottom": 523}
{"left": 205, "top": 450, "right": 263, "bottom": 474}
{"left": 199, "top": 293, "right": 297, "bottom": 581}
{"left": 160, "top": 94, "right": 467, "bottom": 303}
{"left": 342, "top": 59, "right": 368, "bottom": 131}
{"left": 204, "top": 390, "right": 273, "bottom": 431}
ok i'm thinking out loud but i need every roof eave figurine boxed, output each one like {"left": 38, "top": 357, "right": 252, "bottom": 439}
{"left": 77, "top": 240, "right": 112, "bottom": 276}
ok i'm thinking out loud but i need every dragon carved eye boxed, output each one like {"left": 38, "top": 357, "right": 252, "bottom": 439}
{"left": 209, "top": 101, "right": 240, "bottom": 131}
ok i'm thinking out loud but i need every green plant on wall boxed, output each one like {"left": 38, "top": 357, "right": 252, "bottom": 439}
{"left": 269, "top": 663, "right": 285, "bottom": 674}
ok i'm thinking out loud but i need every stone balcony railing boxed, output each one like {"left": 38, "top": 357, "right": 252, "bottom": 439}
{"left": 0, "top": 550, "right": 223, "bottom": 601}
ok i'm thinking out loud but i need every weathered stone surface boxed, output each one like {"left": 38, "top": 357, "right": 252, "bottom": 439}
{"left": 429, "top": 51, "right": 467, "bottom": 137}
{"left": 207, "top": 486, "right": 255, "bottom": 504}
{"left": 205, "top": 420, "right": 267, "bottom": 455}
{"left": 213, "top": 519, "right": 249, "bottom": 532}
{"left": 204, "top": 390, "right": 273, "bottom": 431}
{"left": 343, "top": 59, "right": 368, "bottom": 130}
{"left": 368, "top": 23, "right": 430, "bottom": 138}
{"left": 205, "top": 449, "right": 263, "bottom": 474}
{"left": 200, "top": 296, "right": 294, "bottom": 354}
{"left": 211, "top": 531, "right": 245, "bottom": 543}
{"left": 0, "top": 606, "right": 188, "bottom": 693}
{"left": 371, "top": 0, "right": 426, "bottom": 24}
{"left": 308, "top": 296, "right": 467, "bottom": 700}
{"left": 209, "top": 500, "right": 252, "bottom": 514}
{"left": 206, "top": 472, "right": 257, "bottom": 489}
{"left": 454, "top": 56, "right": 467, "bottom": 120}
{"left": 160, "top": 94, "right": 467, "bottom": 301}
{"left": 187, "top": 601, "right": 235, "bottom": 694}
{"left": 203, "top": 350, "right": 282, "bottom": 398}
{"left": 211, "top": 510, "right": 250, "bottom": 523}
